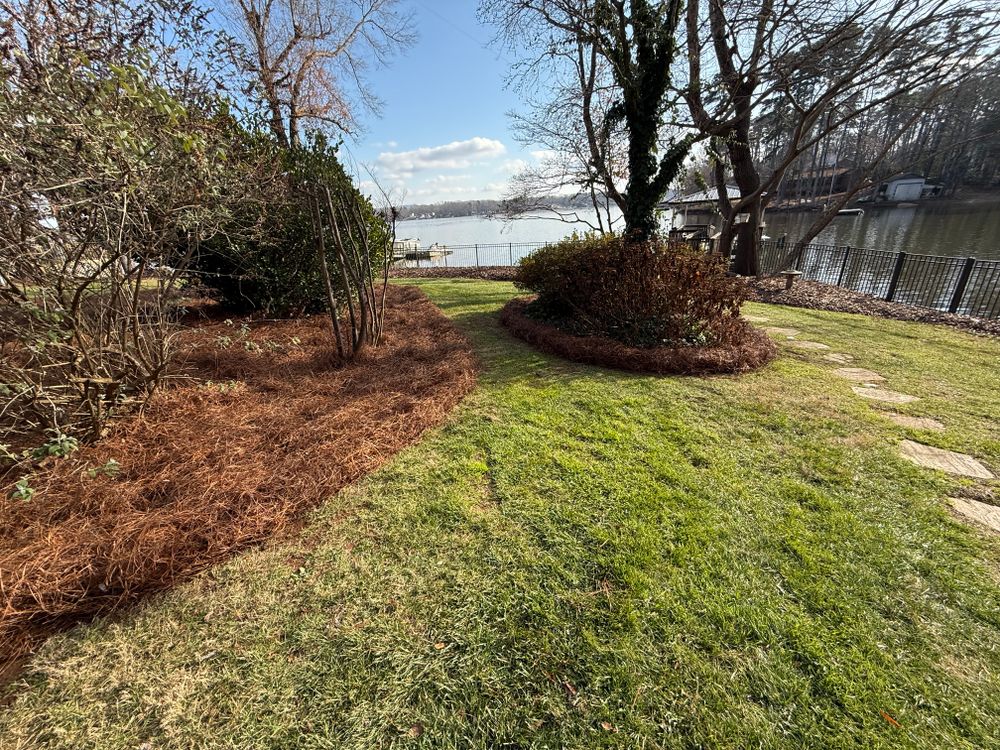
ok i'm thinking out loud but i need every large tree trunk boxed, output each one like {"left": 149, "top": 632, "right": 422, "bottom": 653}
{"left": 622, "top": 138, "right": 660, "bottom": 242}
{"left": 617, "top": 0, "right": 688, "bottom": 242}
{"left": 622, "top": 75, "right": 667, "bottom": 241}
{"left": 727, "top": 98, "right": 763, "bottom": 276}
{"left": 711, "top": 144, "right": 735, "bottom": 257}
{"left": 733, "top": 198, "right": 763, "bottom": 276}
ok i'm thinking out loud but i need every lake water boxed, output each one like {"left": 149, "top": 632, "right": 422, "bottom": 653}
{"left": 766, "top": 201, "right": 1000, "bottom": 261}
{"left": 396, "top": 200, "right": 1000, "bottom": 264}
{"left": 395, "top": 212, "right": 608, "bottom": 247}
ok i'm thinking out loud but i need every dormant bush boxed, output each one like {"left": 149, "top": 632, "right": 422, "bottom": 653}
{"left": 516, "top": 235, "right": 745, "bottom": 348}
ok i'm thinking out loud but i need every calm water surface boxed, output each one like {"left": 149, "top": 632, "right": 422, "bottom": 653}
{"left": 398, "top": 200, "right": 1000, "bottom": 263}
{"left": 395, "top": 212, "right": 608, "bottom": 247}
{"left": 766, "top": 201, "right": 1000, "bottom": 261}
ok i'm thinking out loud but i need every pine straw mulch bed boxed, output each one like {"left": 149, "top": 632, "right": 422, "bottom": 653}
{"left": 500, "top": 297, "right": 777, "bottom": 376}
{"left": 746, "top": 277, "right": 1000, "bottom": 337}
{"left": 391, "top": 268, "right": 999, "bottom": 336}
{"left": 0, "top": 285, "right": 477, "bottom": 678}
{"left": 390, "top": 266, "right": 517, "bottom": 282}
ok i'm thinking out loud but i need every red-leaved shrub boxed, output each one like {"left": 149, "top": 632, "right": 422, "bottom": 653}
{"left": 516, "top": 235, "right": 745, "bottom": 347}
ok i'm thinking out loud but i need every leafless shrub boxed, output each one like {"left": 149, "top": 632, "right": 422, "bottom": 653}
{"left": 305, "top": 184, "right": 396, "bottom": 359}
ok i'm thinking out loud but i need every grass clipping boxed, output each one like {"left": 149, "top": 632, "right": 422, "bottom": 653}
{"left": 501, "top": 297, "right": 777, "bottom": 376}
{"left": 0, "top": 285, "right": 477, "bottom": 669}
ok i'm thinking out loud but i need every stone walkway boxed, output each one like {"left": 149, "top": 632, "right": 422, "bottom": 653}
{"left": 949, "top": 497, "right": 1000, "bottom": 533}
{"left": 851, "top": 386, "right": 920, "bottom": 404}
{"left": 765, "top": 326, "right": 800, "bottom": 338}
{"left": 833, "top": 368, "right": 886, "bottom": 383}
{"left": 899, "top": 440, "right": 995, "bottom": 479}
{"left": 823, "top": 353, "right": 855, "bottom": 364}
{"left": 789, "top": 340, "right": 831, "bottom": 351}
{"left": 763, "top": 325, "right": 831, "bottom": 352}
{"left": 756, "top": 313, "right": 997, "bottom": 532}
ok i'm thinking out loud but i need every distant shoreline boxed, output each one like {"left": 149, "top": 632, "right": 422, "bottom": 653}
{"left": 757, "top": 188, "right": 1000, "bottom": 214}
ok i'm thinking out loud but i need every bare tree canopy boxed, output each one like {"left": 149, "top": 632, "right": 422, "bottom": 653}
{"left": 222, "top": 0, "right": 416, "bottom": 145}
{"left": 680, "top": 0, "right": 1000, "bottom": 274}
{"left": 481, "top": 0, "right": 694, "bottom": 240}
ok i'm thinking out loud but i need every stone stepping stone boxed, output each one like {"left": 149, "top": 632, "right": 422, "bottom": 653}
{"left": 885, "top": 413, "right": 945, "bottom": 431}
{"left": 765, "top": 326, "right": 800, "bottom": 338}
{"left": 833, "top": 367, "right": 886, "bottom": 383}
{"left": 823, "top": 353, "right": 855, "bottom": 364}
{"left": 852, "top": 386, "right": 919, "bottom": 404}
{"left": 788, "top": 340, "right": 831, "bottom": 351}
{"left": 900, "top": 440, "right": 994, "bottom": 479}
{"left": 949, "top": 497, "right": 1000, "bottom": 533}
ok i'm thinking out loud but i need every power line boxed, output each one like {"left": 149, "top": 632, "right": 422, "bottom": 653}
{"left": 411, "top": 0, "right": 512, "bottom": 64}
{"left": 412, "top": 0, "right": 491, "bottom": 49}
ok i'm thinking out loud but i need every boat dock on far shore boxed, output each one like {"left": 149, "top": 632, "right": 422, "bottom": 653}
{"left": 392, "top": 239, "right": 453, "bottom": 261}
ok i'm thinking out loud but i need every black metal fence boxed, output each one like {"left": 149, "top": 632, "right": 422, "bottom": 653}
{"left": 396, "top": 239, "right": 1000, "bottom": 320}
{"left": 394, "top": 242, "right": 548, "bottom": 269}
{"left": 759, "top": 239, "right": 1000, "bottom": 319}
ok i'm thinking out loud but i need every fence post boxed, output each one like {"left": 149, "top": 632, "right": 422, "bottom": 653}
{"left": 794, "top": 243, "right": 804, "bottom": 271}
{"left": 475, "top": 244, "right": 479, "bottom": 268}
{"left": 885, "top": 252, "right": 907, "bottom": 301}
{"left": 836, "top": 246, "right": 851, "bottom": 287}
{"left": 948, "top": 257, "right": 977, "bottom": 314}
{"left": 509, "top": 243, "right": 513, "bottom": 266}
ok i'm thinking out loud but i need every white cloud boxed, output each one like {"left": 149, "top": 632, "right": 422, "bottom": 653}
{"left": 409, "top": 185, "right": 472, "bottom": 198}
{"left": 377, "top": 137, "right": 507, "bottom": 176}
{"left": 499, "top": 159, "right": 529, "bottom": 175}
{"left": 530, "top": 149, "right": 559, "bottom": 162}
{"left": 425, "top": 174, "right": 470, "bottom": 185}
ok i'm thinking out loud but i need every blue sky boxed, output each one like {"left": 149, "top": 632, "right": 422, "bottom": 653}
{"left": 341, "top": 0, "right": 538, "bottom": 204}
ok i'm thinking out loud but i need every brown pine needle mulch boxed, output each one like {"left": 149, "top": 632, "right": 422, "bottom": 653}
{"left": 0, "top": 285, "right": 477, "bottom": 675}
{"left": 745, "top": 277, "right": 1000, "bottom": 336}
{"left": 391, "top": 266, "right": 517, "bottom": 282}
{"left": 500, "top": 297, "right": 777, "bottom": 376}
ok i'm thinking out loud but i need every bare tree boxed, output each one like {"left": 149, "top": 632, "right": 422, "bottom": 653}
{"left": 481, "top": 0, "right": 693, "bottom": 241}
{"left": 495, "top": 31, "right": 627, "bottom": 234}
{"left": 222, "top": 0, "right": 416, "bottom": 146}
{"left": 681, "top": 0, "right": 1000, "bottom": 275}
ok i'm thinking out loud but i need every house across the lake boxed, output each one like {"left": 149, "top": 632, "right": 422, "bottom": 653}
{"left": 660, "top": 185, "right": 742, "bottom": 224}
{"left": 661, "top": 186, "right": 776, "bottom": 251}
{"left": 869, "top": 173, "right": 943, "bottom": 203}
{"left": 781, "top": 165, "right": 858, "bottom": 198}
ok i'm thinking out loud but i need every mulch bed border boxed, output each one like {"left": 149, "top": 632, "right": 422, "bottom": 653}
{"left": 745, "top": 277, "right": 1000, "bottom": 337}
{"left": 500, "top": 297, "right": 777, "bottom": 376}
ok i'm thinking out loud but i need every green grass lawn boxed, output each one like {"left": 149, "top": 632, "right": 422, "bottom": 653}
{"left": 3, "top": 279, "right": 999, "bottom": 749}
